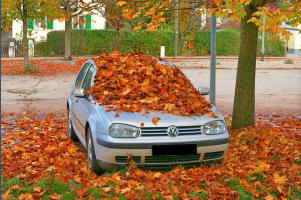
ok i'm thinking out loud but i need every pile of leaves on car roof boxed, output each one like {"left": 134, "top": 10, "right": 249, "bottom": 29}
{"left": 86, "top": 51, "right": 213, "bottom": 117}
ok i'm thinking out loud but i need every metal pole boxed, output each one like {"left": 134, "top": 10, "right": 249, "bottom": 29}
{"left": 260, "top": 16, "right": 265, "bottom": 61}
{"left": 174, "top": 0, "right": 179, "bottom": 56}
{"left": 210, "top": 14, "right": 216, "bottom": 105}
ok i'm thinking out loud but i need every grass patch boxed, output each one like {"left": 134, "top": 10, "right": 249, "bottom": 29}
{"left": 87, "top": 187, "right": 102, "bottom": 199}
{"left": 1, "top": 177, "right": 84, "bottom": 200}
{"left": 17, "top": 96, "right": 40, "bottom": 101}
{"left": 2, "top": 176, "right": 300, "bottom": 200}
{"left": 144, "top": 190, "right": 152, "bottom": 200}
{"left": 6, "top": 89, "right": 38, "bottom": 95}
{"left": 227, "top": 179, "right": 254, "bottom": 200}
{"left": 25, "top": 64, "right": 39, "bottom": 74}
{"left": 288, "top": 186, "right": 301, "bottom": 200}
{"left": 190, "top": 191, "right": 207, "bottom": 199}
{"left": 103, "top": 166, "right": 129, "bottom": 177}
{"left": 271, "top": 156, "right": 280, "bottom": 162}
{"left": 248, "top": 173, "right": 265, "bottom": 183}
{"left": 292, "top": 156, "right": 301, "bottom": 166}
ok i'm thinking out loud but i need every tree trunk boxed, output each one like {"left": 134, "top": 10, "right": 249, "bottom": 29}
{"left": 64, "top": 18, "right": 71, "bottom": 60}
{"left": 22, "top": 4, "right": 29, "bottom": 69}
{"left": 231, "top": 5, "right": 258, "bottom": 129}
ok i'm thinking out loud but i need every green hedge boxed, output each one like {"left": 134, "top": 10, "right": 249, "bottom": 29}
{"left": 35, "top": 29, "right": 285, "bottom": 57}
{"left": 257, "top": 34, "right": 286, "bottom": 57}
{"left": 194, "top": 28, "right": 241, "bottom": 55}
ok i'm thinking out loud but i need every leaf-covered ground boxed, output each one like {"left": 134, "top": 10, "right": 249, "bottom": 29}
{"left": 1, "top": 59, "right": 86, "bottom": 75}
{"left": 1, "top": 113, "right": 300, "bottom": 199}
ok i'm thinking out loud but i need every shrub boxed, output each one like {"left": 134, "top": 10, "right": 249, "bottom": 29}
{"left": 36, "top": 29, "right": 285, "bottom": 57}
{"left": 194, "top": 28, "right": 241, "bottom": 55}
{"left": 257, "top": 34, "right": 286, "bottom": 56}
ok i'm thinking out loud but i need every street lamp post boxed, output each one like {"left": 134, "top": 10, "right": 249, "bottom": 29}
{"left": 210, "top": 14, "right": 216, "bottom": 105}
{"left": 174, "top": 0, "right": 179, "bottom": 56}
{"left": 261, "top": 16, "right": 265, "bottom": 61}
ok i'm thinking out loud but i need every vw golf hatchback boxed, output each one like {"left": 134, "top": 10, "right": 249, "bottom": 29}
{"left": 67, "top": 59, "right": 229, "bottom": 172}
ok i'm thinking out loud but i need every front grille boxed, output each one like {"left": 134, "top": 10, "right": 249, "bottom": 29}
{"left": 141, "top": 126, "right": 202, "bottom": 136}
{"left": 145, "top": 154, "right": 200, "bottom": 163}
{"left": 203, "top": 151, "right": 224, "bottom": 160}
{"left": 115, "top": 156, "right": 141, "bottom": 163}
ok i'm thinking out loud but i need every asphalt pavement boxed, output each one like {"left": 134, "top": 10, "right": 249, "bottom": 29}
{"left": 1, "top": 68, "right": 300, "bottom": 115}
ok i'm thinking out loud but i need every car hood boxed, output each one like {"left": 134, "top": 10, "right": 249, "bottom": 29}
{"left": 104, "top": 106, "right": 224, "bottom": 127}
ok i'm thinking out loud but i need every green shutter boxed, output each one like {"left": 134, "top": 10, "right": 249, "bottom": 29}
{"left": 85, "top": 15, "right": 91, "bottom": 30}
{"left": 47, "top": 19, "right": 53, "bottom": 29}
{"left": 27, "top": 18, "right": 34, "bottom": 29}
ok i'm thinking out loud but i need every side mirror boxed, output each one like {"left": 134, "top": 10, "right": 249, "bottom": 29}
{"left": 74, "top": 89, "right": 85, "bottom": 98}
{"left": 198, "top": 87, "right": 210, "bottom": 95}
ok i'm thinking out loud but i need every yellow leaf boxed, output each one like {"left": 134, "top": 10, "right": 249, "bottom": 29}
{"left": 255, "top": 161, "right": 270, "bottom": 173}
{"left": 10, "top": 185, "right": 23, "bottom": 190}
{"left": 103, "top": 187, "right": 112, "bottom": 192}
{"left": 135, "top": 184, "right": 145, "bottom": 191}
{"left": 33, "top": 186, "right": 42, "bottom": 192}
{"left": 18, "top": 193, "right": 32, "bottom": 200}
{"left": 116, "top": 1, "right": 126, "bottom": 7}
{"left": 120, "top": 187, "right": 131, "bottom": 194}
{"left": 45, "top": 166, "right": 57, "bottom": 172}
{"left": 264, "top": 194, "right": 275, "bottom": 200}
{"left": 68, "top": 146, "right": 77, "bottom": 153}
{"left": 273, "top": 173, "right": 288, "bottom": 185}
{"left": 153, "top": 172, "right": 162, "bottom": 178}
{"left": 133, "top": 26, "right": 142, "bottom": 31}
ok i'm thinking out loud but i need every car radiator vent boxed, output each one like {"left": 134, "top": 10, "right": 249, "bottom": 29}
{"left": 203, "top": 151, "right": 224, "bottom": 160}
{"left": 145, "top": 154, "right": 201, "bottom": 163}
{"left": 140, "top": 126, "right": 202, "bottom": 136}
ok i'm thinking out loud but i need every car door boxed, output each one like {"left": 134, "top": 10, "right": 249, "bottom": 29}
{"left": 71, "top": 62, "right": 91, "bottom": 137}
{"left": 73, "top": 63, "right": 95, "bottom": 140}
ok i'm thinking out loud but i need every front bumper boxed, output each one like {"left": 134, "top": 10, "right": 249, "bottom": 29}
{"left": 95, "top": 142, "right": 229, "bottom": 170}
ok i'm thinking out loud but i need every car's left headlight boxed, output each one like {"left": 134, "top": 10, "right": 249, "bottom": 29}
{"left": 203, "top": 120, "right": 226, "bottom": 135}
{"left": 109, "top": 124, "right": 140, "bottom": 138}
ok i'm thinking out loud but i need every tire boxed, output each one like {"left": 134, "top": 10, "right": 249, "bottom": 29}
{"left": 86, "top": 127, "right": 103, "bottom": 174}
{"left": 67, "top": 109, "right": 79, "bottom": 141}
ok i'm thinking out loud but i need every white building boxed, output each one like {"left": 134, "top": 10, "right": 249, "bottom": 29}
{"left": 12, "top": 13, "right": 106, "bottom": 42}
{"left": 285, "top": 24, "right": 301, "bottom": 54}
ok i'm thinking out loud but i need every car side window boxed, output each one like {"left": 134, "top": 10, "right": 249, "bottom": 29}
{"left": 75, "top": 63, "right": 91, "bottom": 89}
{"left": 81, "top": 65, "right": 94, "bottom": 92}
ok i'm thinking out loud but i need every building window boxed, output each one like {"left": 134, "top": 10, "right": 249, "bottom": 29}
{"left": 34, "top": 17, "right": 47, "bottom": 29}
{"left": 72, "top": 16, "right": 85, "bottom": 29}
{"left": 27, "top": 17, "right": 53, "bottom": 30}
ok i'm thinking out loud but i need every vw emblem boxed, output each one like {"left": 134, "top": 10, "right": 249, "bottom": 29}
{"left": 167, "top": 126, "right": 178, "bottom": 137}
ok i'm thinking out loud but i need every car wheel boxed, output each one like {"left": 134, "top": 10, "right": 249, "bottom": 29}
{"left": 67, "top": 109, "right": 78, "bottom": 141}
{"left": 86, "top": 127, "right": 103, "bottom": 174}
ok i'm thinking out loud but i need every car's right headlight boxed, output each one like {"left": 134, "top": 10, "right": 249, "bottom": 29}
{"left": 203, "top": 120, "right": 226, "bottom": 135}
{"left": 109, "top": 124, "right": 140, "bottom": 138}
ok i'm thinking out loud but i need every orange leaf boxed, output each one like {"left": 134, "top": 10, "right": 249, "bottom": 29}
{"left": 49, "top": 193, "right": 60, "bottom": 200}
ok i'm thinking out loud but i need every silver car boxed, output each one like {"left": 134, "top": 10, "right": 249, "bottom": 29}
{"left": 67, "top": 60, "right": 229, "bottom": 172}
